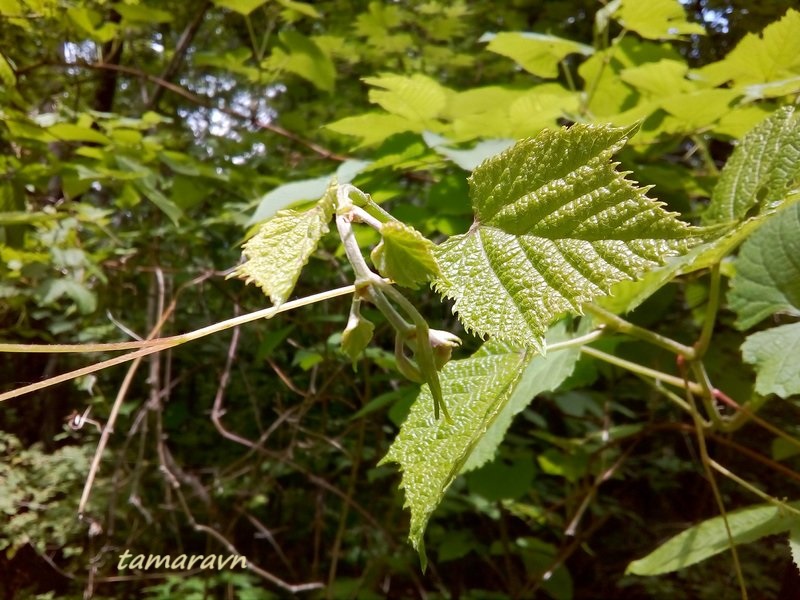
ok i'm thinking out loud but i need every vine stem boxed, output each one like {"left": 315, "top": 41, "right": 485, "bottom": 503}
{"left": 581, "top": 346, "right": 703, "bottom": 395}
{"left": 584, "top": 303, "right": 694, "bottom": 357}
{"left": 0, "top": 284, "right": 357, "bottom": 403}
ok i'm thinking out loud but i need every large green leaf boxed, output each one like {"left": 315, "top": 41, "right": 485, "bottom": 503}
{"left": 481, "top": 32, "right": 593, "bottom": 79}
{"left": 380, "top": 343, "right": 531, "bottom": 568}
{"left": 627, "top": 502, "right": 800, "bottom": 576}
{"left": 234, "top": 184, "right": 336, "bottom": 306}
{"left": 434, "top": 123, "right": 700, "bottom": 350}
{"left": 728, "top": 203, "right": 800, "bottom": 329}
{"left": 704, "top": 106, "right": 800, "bottom": 225}
{"left": 461, "top": 321, "right": 583, "bottom": 472}
{"left": 741, "top": 323, "right": 800, "bottom": 398}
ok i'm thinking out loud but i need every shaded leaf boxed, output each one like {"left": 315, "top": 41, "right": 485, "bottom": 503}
{"left": 728, "top": 203, "right": 800, "bottom": 329}
{"left": 627, "top": 502, "right": 800, "bottom": 576}
{"left": 268, "top": 30, "right": 336, "bottom": 92}
{"left": 741, "top": 323, "right": 800, "bottom": 398}
{"left": 234, "top": 184, "right": 336, "bottom": 306}
{"left": 341, "top": 299, "right": 375, "bottom": 364}
{"left": 434, "top": 123, "right": 700, "bottom": 350}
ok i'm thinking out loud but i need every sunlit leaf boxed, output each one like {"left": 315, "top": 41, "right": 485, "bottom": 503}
{"left": 695, "top": 9, "right": 800, "bottom": 86}
{"left": 434, "top": 123, "right": 701, "bottom": 350}
{"left": 212, "top": 0, "right": 267, "bottom": 15}
{"left": 234, "top": 184, "right": 336, "bottom": 306}
{"left": 364, "top": 74, "right": 447, "bottom": 123}
{"left": 616, "top": 0, "right": 705, "bottom": 40}
{"left": 481, "top": 31, "right": 593, "bottom": 78}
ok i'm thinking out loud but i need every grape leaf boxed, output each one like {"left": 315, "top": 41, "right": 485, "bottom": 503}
{"left": 380, "top": 343, "right": 531, "bottom": 569}
{"left": 434, "top": 123, "right": 701, "bottom": 350}
{"left": 461, "top": 321, "right": 583, "bottom": 472}
{"left": 627, "top": 502, "right": 800, "bottom": 576}
{"left": 741, "top": 323, "right": 800, "bottom": 398}
{"left": 703, "top": 106, "right": 800, "bottom": 225}
{"left": 728, "top": 203, "right": 800, "bottom": 329}
{"left": 364, "top": 74, "right": 447, "bottom": 124}
{"left": 234, "top": 184, "right": 335, "bottom": 306}
{"left": 371, "top": 221, "right": 441, "bottom": 289}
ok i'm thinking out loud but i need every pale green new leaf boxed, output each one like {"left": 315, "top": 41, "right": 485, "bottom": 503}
{"left": 704, "top": 106, "right": 800, "bottom": 225}
{"left": 234, "top": 185, "right": 335, "bottom": 306}
{"left": 326, "top": 113, "right": 417, "bottom": 148}
{"left": 380, "top": 344, "right": 531, "bottom": 568}
{"left": 728, "top": 203, "right": 800, "bottom": 329}
{"left": 434, "top": 123, "right": 700, "bottom": 350}
{"left": 616, "top": 0, "right": 705, "bottom": 40}
{"left": 627, "top": 502, "right": 800, "bottom": 576}
{"left": 741, "top": 323, "right": 800, "bottom": 398}
{"left": 370, "top": 221, "right": 441, "bottom": 289}
{"left": 481, "top": 32, "right": 593, "bottom": 79}
{"left": 364, "top": 74, "right": 447, "bottom": 124}
{"left": 695, "top": 9, "right": 800, "bottom": 86}
{"left": 461, "top": 321, "right": 583, "bottom": 472}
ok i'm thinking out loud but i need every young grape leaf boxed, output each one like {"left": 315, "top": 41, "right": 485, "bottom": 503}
{"left": 703, "top": 106, "right": 800, "bottom": 225}
{"left": 728, "top": 203, "right": 800, "bottom": 329}
{"left": 370, "top": 221, "right": 441, "bottom": 289}
{"left": 341, "top": 299, "right": 375, "bottom": 365}
{"left": 380, "top": 343, "right": 531, "bottom": 569}
{"left": 627, "top": 501, "right": 800, "bottom": 576}
{"left": 233, "top": 184, "right": 335, "bottom": 306}
{"left": 741, "top": 322, "right": 800, "bottom": 398}
{"left": 434, "top": 123, "right": 701, "bottom": 350}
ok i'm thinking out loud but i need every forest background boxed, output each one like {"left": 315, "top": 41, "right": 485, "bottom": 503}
{"left": 1, "top": 0, "right": 800, "bottom": 598}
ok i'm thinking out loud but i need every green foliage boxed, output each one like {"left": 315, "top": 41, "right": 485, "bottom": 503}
{"left": 434, "top": 123, "right": 700, "bottom": 350}
{"left": 729, "top": 203, "right": 800, "bottom": 329}
{"left": 370, "top": 220, "right": 440, "bottom": 289}
{"left": 3, "top": 1, "right": 800, "bottom": 598}
{"left": 234, "top": 184, "right": 336, "bottom": 305}
{"left": 627, "top": 502, "right": 800, "bottom": 576}
{"left": 380, "top": 342, "right": 531, "bottom": 568}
